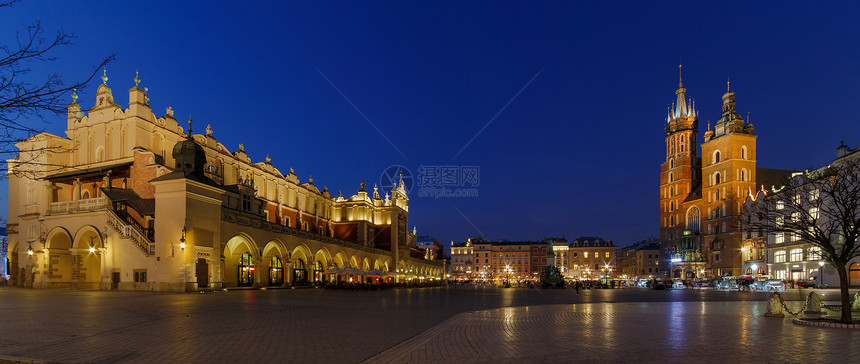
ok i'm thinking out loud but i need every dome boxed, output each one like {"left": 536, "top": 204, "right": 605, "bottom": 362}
{"left": 172, "top": 134, "right": 207, "bottom": 176}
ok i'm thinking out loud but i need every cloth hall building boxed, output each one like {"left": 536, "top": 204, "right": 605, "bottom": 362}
{"left": 659, "top": 69, "right": 792, "bottom": 279}
{"left": 6, "top": 71, "right": 444, "bottom": 291}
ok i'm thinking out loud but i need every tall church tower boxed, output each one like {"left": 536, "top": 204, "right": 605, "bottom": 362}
{"left": 699, "top": 81, "right": 757, "bottom": 277}
{"left": 659, "top": 66, "right": 700, "bottom": 262}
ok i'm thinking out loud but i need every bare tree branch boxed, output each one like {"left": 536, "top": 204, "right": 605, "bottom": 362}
{"left": 744, "top": 157, "right": 860, "bottom": 323}
{"left": 0, "top": 5, "right": 115, "bottom": 179}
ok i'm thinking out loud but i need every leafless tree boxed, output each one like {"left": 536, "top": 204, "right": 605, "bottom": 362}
{"left": 744, "top": 156, "right": 860, "bottom": 323}
{"left": 1, "top": 0, "right": 114, "bottom": 176}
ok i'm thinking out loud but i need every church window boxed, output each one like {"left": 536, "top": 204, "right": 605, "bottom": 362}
{"left": 713, "top": 150, "right": 721, "bottom": 164}
{"left": 685, "top": 206, "right": 701, "bottom": 233}
{"left": 741, "top": 146, "right": 748, "bottom": 160}
{"left": 714, "top": 172, "right": 722, "bottom": 185}
{"left": 670, "top": 159, "right": 674, "bottom": 169}
{"left": 669, "top": 172, "right": 674, "bottom": 183}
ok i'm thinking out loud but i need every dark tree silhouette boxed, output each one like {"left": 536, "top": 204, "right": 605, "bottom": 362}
{"left": 744, "top": 156, "right": 860, "bottom": 323}
{"left": 1, "top": 0, "right": 114, "bottom": 175}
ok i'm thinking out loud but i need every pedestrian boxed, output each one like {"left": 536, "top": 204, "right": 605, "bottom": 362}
{"left": 575, "top": 280, "right": 580, "bottom": 294}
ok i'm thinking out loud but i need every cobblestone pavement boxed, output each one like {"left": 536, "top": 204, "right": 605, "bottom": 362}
{"left": 0, "top": 286, "right": 854, "bottom": 363}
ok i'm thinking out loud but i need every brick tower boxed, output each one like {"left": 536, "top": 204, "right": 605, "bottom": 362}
{"left": 699, "top": 81, "right": 757, "bottom": 277}
{"left": 659, "top": 65, "right": 701, "bottom": 269}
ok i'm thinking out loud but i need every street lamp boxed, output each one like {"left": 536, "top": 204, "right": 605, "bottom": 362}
{"left": 819, "top": 261, "right": 825, "bottom": 288}
{"left": 89, "top": 236, "right": 96, "bottom": 253}
{"left": 179, "top": 225, "right": 187, "bottom": 250}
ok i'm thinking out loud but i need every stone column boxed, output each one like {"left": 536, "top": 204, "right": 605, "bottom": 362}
{"left": 70, "top": 251, "right": 80, "bottom": 289}
{"left": 73, "top": 179, "right": 82, "bottom": 200}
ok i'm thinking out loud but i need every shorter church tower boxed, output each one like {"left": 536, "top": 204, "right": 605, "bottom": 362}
{"left": 700, "top": 81, "right": 757, "bottom": 277}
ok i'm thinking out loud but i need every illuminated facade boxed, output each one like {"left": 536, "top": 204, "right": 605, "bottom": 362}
{"left": 5, "top": 72, "right": 443, "bottom": 291}
{"left": 744, "top": 143, "right": 860, "bottom": 287}
{"left": 451, "top": 237, "right": 616, "bottom": 282}
{"left": 568, "top": 237, "right": 616, "bottom": 280}
{"left": 450, "top": 239, "right": 475, "bottom": 280}
{"left": 659, "top": 68, "right": 791, "bottom": 279}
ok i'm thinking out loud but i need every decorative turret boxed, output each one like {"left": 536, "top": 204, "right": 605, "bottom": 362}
{"left": 90, "top": 69, "right": 119, "bottom": 111}
{"left": 712, "top": 79, "right": 752, "bottom": 138}
{"left": 67, "top": 88, "right": 83, "bottom": 127}
{"left": 129, "top": 70, "right": 148, "bottom": 107}
{"left": 172, "top": 119, "right": 207, "bottom": 177}
{"left": 665, "top": 64, "right": 698, "bottom": 135}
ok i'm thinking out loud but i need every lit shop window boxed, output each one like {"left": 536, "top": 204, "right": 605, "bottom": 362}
{"left": 774, "top": 251, "right": 786, "bottom": 263}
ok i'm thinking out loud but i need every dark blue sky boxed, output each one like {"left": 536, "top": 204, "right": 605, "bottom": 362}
{"left": 3, "top": 2, "right": 859, "bottom": 247}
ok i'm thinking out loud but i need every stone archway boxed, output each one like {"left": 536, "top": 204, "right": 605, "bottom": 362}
{"left": 43, "top": 227, "right": 73, "bottom": 288}
{"left": 223, "top": 234, "right": 257, "bottom": 288}
{"left": 72, "top": 226, "right": 104, "bottom": 289}
{"left": 850, "top": 263, "right": 860, "bottom": 286}
{"left": 262, "top": 241, "right": 287, "bottom": 287}
{"left": 313, "top": 249, "right": 331, "bottom": 284}
{"left": 291, "top": 245, "right": 312, "bottom": 285}
{"left": 333, "top": 251, "right": 348, "bottom": 269}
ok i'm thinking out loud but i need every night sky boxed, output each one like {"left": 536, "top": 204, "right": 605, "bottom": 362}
{"left": 2, "top": 2, "right": 859, "bottom": 249}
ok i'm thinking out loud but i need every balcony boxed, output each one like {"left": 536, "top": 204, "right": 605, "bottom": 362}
{"left": 49, "top": 197, "right": 107, "bottom": 215}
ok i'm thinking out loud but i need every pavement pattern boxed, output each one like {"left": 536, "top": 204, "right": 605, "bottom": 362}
{"left": 0, "top": 286, "right": 855, "bottom": 363}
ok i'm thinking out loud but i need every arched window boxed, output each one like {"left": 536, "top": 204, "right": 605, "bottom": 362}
{"left": 105, "top": 130, "right": 112, "bottom": 160}
{"left": 269, "top": 256, "right": 283, "bottom": 286}
{"left": 685, "top": 206, "right": 700, "bottom": 233}
{"left": 713, "top": 150, "right": 721, "bottom": 164}
{"left": 740, "top": 169, "right": 746, "bottom": 182}
{"left": 670, "top": 159, "right": 674, "bottom": 169}
{"left": 669, "top": 172, "right": 674, "bottom": 183}
{"left": 741, "top": 146, "right": 748, "bottom": 160}
{"left": 714, "top": 172, "right": 722, "bottom": 185}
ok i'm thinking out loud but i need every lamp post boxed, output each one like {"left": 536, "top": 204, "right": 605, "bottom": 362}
{"left": 819, "top": 261, "right": 825, "bottom": 288}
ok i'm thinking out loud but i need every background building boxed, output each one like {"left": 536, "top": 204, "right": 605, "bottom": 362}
{"left": 5, "top": 73, "right": 443, "bottom": 291}
{"left": 617, "top": 238, "right": 660, "bottom": 279}
{"left": 744, "top": 142, "right": 860, "bottom": 287}
{"left": 450, "top": 238, "right": 476, "bottom": 281}
{"left": 568, "top": 237, "right": 616, "bottom": 280}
